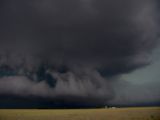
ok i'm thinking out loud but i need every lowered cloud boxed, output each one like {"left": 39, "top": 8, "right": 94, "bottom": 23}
{"left": 0, "top": 0, "right": 159, "bottom": 107}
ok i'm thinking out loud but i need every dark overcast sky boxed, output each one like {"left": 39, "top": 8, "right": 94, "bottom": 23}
{"left": 0, "top": 0, "right": 160, "bottom": 108}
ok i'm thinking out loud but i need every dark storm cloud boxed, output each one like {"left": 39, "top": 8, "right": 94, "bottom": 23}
{"left": 0, "top": 0, "right": 159, "bottom": 106}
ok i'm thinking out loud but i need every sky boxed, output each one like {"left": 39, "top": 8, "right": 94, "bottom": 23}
{"left": 108, "top": 46, "right": 160, "bottom": 106}
{"left": 0, "top": 0, "right": 160, "bottom": 108}
{"left": 124, "top": 46, "right": 160, "bottom": 84}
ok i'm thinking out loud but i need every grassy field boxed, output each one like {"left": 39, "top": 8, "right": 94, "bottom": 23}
{"left": 0, "top": 107, "right": 160, "bottom": 120}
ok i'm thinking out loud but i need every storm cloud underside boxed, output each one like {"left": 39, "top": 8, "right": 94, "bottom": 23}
{"left": 0, "top": 0, "right": 159, "bottom": 107}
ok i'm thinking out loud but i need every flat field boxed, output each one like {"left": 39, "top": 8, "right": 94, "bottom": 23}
{"left": 0, "top": 107, "right": 160, "bottom": 120}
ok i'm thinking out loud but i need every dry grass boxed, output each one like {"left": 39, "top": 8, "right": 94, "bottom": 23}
{"left": 0, "top": 107, "right": 160, "bottom": 120}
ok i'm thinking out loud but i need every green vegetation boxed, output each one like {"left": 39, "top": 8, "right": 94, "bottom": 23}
{"left": 0, "top": 107, "right": 160, "bottom": 120}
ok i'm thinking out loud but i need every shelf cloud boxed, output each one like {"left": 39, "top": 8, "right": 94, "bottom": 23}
{"left": 0, "top": 0, "right": 159, "bottom": 107}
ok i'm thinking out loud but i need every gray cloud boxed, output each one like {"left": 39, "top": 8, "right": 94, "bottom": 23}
{"left": 109, "top": 79, "right": 160, "bottom": 106}
{"left": 0, "top": 0, "right": 159, "bottom": 107}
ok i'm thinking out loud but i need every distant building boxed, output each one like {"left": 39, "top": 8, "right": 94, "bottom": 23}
{"left": 105, "top": 106, "right": 117, "bottom": 109}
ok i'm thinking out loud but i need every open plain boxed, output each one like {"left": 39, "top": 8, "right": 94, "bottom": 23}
{"left": 0, "top": 107, "right": 160, "bottom": 120}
